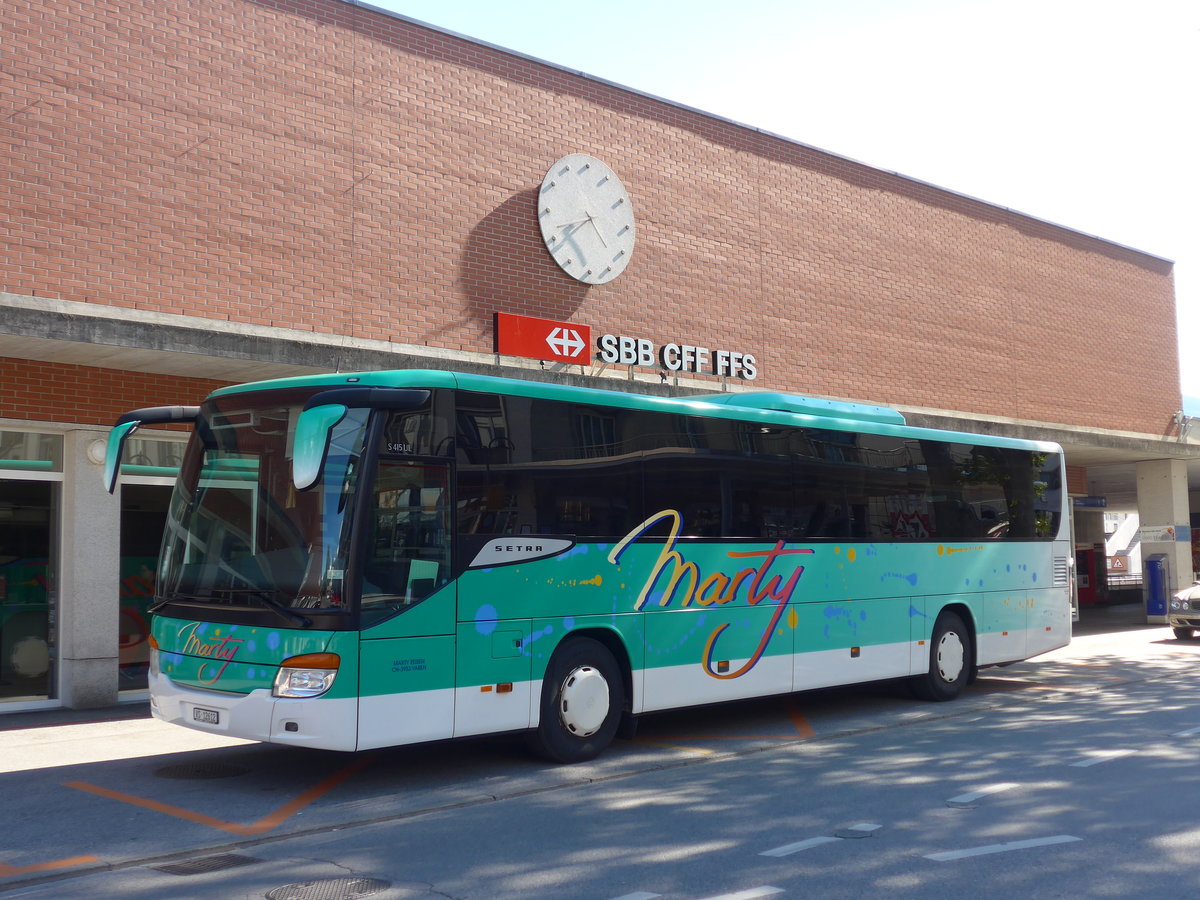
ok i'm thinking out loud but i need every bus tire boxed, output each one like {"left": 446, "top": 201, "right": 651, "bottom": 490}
{"left": 1173, "top": 627, "right": 1195, "bottom": 641}
{"left": 527, "top": 637, "right": 623, "bottom": 764}
{"left": 911, "top": 611, "right": 972, "bottom": 701}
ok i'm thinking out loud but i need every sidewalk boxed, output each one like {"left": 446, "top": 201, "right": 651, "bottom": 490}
{"left": 0, "top": 701, "right": 150, "bottom": 733}
{"left": 1073, "top": 599, "right": 1160, "bottom": 636}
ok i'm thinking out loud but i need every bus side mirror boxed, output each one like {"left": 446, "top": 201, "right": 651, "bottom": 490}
{"left": 103, "top": 421, "right": 140, "bottom": 494}
{"left": 293, "top": 404, "right": 348, "bottom": 491}
{"left": 104, "top": 405, "right": 201, "bottom": 494}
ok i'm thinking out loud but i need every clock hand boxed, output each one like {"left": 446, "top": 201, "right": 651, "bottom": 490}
{"left": 583, "top": 210, "right": 608, "bottom": 247}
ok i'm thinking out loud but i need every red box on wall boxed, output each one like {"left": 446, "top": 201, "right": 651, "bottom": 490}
{"left": 495, "top": 313, "right": 592, "bottom": 364}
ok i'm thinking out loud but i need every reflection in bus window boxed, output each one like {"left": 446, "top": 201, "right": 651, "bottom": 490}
{"left": 361, "top": 460, "right": 451, "bottom": 626}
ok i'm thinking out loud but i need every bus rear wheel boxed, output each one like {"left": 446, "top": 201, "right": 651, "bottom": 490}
{"left": 911, "top": 611, "right": 972, "bottom": 701}
{"left": 527, "top": 637, "right": 623, "bottom": 764}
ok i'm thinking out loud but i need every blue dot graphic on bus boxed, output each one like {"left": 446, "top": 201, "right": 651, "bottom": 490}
{"left": 475, "top": 604, "right": 499, "bottom": 635}
{"left": 562, "top": 616, "right": 575, "bottom": 631}
{"left": 822, "top": 606, "right": 860, "bottom": 636}
{"left": 267, "top": 631, "right": 281, "bottom": 650}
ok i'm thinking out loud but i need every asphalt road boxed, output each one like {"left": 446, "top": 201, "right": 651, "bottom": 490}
{"left": 3, "top": 602, "right": 1196, "bottom": 899}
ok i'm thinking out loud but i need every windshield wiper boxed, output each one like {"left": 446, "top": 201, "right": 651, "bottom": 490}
{"left": 149, "top": 589, "right": 313, "bottom": 627}
{"left": 148, "top": 592, "right": 212, "bottom": 614}
{"left": 147, "top": 597, "right": 172, "bottom": 614}
{"left": 232, "top": 589, "right": 313, "bottom": 627}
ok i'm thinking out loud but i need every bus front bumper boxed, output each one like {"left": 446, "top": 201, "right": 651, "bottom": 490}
{"left": 149, "top": 671, "right": 359, "bottom": 751}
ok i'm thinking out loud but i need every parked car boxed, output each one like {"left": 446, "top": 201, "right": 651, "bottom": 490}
{"left": 1169, "top": 581, "right": 1200, "bottom": 639}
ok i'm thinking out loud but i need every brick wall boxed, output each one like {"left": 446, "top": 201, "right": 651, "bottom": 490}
{"left": 0, "top": 359, "right": 225, "bottom": 427}
{"left": 0, "top": 0, "right": 1179, "bottom": 435}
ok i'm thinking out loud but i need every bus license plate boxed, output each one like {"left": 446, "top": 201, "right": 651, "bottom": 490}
{"left": 192, "top": 707, "right": 220, "bottom": 725}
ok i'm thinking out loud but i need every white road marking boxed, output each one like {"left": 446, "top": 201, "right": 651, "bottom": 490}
{"left": 609, "top": 894, "right": 661, "bottom": 900}
{"left": 925, "top": 834, "right": 1081, "bottom": 861}
{"left": 760, "top": 835, "right": 840, "bottom": 857}
{"left": 1071, "top": 749, "right": 1135, "bottom": 767}
{"left": 1172, "top": 725, "right": 1200, "bottom": 737}
{"left": 946, "top": 782, "right": 1019, "bottom": 806}
{"left": 699, "top": 889, "right": 784, "bottom": 900}
{"left": 762, "top": 823, "right": 881, "bottom": 856}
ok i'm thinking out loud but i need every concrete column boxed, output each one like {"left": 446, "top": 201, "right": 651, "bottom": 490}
{"left": 1074, "top": 509, "right": 1107, "bottom": 545}
{"left": 1137, "top": 458, "right": 1194, "bottom": 623}
{"left": 57, "top": 428, "right": 121, "bottom": 708}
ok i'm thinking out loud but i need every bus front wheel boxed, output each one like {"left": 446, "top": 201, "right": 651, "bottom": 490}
{"left": 911, "top": 611, "right": 972, "bottom": 701}
{"left": 527, "top": 637, "right": 623, "bottom": 764}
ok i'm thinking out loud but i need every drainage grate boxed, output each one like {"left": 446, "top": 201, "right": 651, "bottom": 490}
{"left": 154, "top": 762, "right": 250, "bottom": 780}
{"left": 265, "top": 877, "right": 392, "bottom": 900}
{"left": 152, "top": 853, "right": 262, "bottom": 876}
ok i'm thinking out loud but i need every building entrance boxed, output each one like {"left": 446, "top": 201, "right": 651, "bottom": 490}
{"left": 0, "top": 480, "right": 57, "bottom": 701}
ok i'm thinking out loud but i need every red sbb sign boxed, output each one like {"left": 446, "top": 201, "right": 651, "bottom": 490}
{"left": 495, "top": 313, "right": 591, "bottom": 364}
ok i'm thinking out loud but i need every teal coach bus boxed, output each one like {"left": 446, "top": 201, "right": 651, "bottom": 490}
{"left": 105, "top": 370, "right": 1072, "bottom": 762}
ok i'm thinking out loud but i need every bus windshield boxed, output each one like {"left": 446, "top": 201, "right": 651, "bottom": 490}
{"left": 154, "top": 390, "right": 370, "bottom": 624}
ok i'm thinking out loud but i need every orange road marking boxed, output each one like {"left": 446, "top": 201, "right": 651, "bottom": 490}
{"left": 785, "top": 703, "right": 816, "bottom": 738}
{"left": 0, "top": 855, "right": 101, "bottom": 877}
{"left": 63, "top": 753, "right": 375, "bottom": 836}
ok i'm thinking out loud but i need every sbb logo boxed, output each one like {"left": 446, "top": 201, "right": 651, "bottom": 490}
{"left": 495, "top": 313, "right": 592, "bottom": 365}
{"left": 545, "top": 327, "right": 586, "bottom": 359}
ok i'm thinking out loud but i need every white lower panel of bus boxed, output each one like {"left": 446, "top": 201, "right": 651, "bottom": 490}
{"left": 639, "top": 650, "right": 796, "bottom": 714}
{"left": 976, "top": 624, "right": 1070, "bottom": 666}
{"left": 150, "top": 672, "right": 359, "bottom": 751}
{"left": 976, "top": 628, "right": 1027, "bottom": 666}
{"left": 1027, "top": 601, "right": 1072, "bottom": 659}
{"left": 357, "top": 687, "right": 457, "bottom": 751}
{"left": 641, "top": 639, "right": 914, "bottom": 713}
{"left": 357, "top": 682, "right": 539, "bottom": 749}
{"left": 797, "top": 639, "right": 914, "bottom": 693}
{"left": 453, "top": 681, "right": 534, "bottom": 739}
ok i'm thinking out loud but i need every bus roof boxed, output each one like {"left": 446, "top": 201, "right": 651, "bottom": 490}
{"left": 210, "top": 369, "right": 1061, "bottom": 455}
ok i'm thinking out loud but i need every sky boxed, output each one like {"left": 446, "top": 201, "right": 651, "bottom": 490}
{"left": 368, "top": 0, "right": 1200, "bottom": 413}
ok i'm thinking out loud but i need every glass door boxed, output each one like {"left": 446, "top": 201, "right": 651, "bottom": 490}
{"left": 0, "top": 480, "right": 57, "bottom": 701}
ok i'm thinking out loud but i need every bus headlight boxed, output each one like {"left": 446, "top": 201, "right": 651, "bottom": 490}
{"left": 273, "top": 653, "right": 340, "bottom": 698}
{"left": 148, "top": 634, "right": 160, "bottom": 678}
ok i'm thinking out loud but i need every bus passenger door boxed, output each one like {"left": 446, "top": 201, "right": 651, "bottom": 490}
{"left": 357, "top": 459, "right": 457, "bottom": 751}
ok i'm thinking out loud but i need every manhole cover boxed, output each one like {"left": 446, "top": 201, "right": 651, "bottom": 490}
{"left": 154, "top": 762, "right": 250, "bottom": 780}
{"left": 265, "top": 877, "right": 392, "bottom": 900}
{"left": 152, "top": 853, "right": 262, "bottom": 876}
